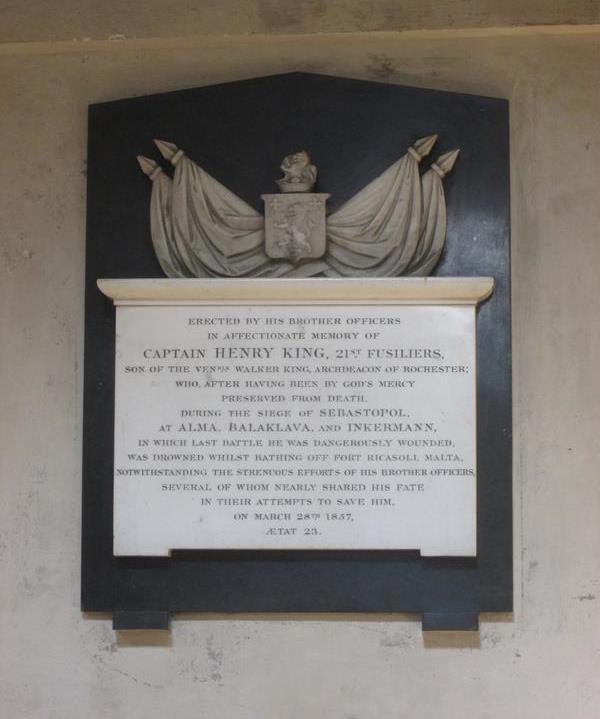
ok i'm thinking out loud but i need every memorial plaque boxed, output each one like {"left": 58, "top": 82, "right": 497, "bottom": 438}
{"left": 83, "top": 73, "right": 512, "bottom": 629}
{"left": 100, "top": 277, "right": 492, "bottom": 558}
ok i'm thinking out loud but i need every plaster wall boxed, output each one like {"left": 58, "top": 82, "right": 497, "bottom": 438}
{"left": 1, "top": 28, "right": 599, "bottom": 719}
{"left": 2, "top": 1, "right": 600, "bottom": 43}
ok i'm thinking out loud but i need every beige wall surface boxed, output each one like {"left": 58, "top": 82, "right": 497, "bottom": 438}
{"left": 1, "top": 27, "right": 599, "bottom": 719}
{"left": 2, "top": 1, "right": 600, "bottom": 43}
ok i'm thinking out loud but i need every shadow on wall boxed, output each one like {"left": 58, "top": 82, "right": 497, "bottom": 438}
{"left": 82, "top": 610, "right": 513, "bottom": 649}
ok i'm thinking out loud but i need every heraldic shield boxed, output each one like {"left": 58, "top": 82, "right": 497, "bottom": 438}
{"left": 262, "top": 193, "right": 330, "bottom": 262}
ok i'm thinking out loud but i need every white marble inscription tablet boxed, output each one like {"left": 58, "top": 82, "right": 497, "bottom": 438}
{"left": 99, "top": 278, "right": 493, "bottom": 557}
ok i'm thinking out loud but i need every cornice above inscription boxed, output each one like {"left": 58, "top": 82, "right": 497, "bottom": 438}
{"left": 98, "top": 277, "right": 494, "bottom": 307}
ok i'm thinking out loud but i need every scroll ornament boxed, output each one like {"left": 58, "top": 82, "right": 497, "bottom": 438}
{"left": 136, "top": 135, "right": 459, "bottom": 279}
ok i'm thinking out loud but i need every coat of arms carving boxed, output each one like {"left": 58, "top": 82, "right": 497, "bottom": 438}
{"left": 137, "top": 135, "right": 459, "bottom": 279}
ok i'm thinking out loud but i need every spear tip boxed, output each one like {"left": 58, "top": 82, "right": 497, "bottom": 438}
{"left": 154, "top": 138, "right": 180, "bottom": 162}
{"left": 437, "top": 148, "right": 460, "bottom": 175}
{"left": 137, "top": 155, "right": 159, "bottom": 177}
{"left": 413, "top": 134, "right": 438, "bottom": 158}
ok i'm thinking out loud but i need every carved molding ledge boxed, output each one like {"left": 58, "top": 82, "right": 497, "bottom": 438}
{"left": 98, "top": 277, "right": 494, "bottom": 306}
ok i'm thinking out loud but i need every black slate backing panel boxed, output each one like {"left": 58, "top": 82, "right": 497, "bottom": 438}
{"left": 82, "top": 73, "right": 512, "bottom": 623}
